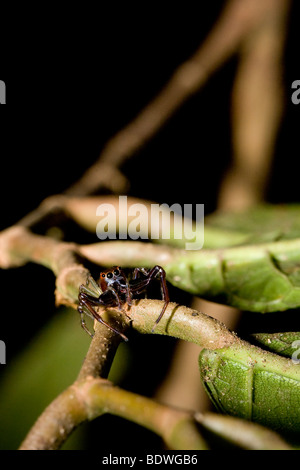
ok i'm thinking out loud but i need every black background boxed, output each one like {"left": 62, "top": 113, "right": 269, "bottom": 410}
{"left": 0, "top": 1, "right": 299, "bottom": 450}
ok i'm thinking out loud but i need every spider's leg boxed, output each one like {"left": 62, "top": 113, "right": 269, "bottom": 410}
{"left": 151, "top": 299, "right": 169, "bottom": 332}
{"left": 79, "top": 290, "right": 117, "bottom": 308}
{"left": 152, "top": 266, "right": 170, "bottom": 331}
{"left": 117, "top": 268, "right": 132, "bottom": 307}
{"left": 78, "top": 293, "right": 116, "bottom": 337}
{"left": 106, "top": 286, "right": 132, "bottom": 320}
{"left": 105, "top": 286, "right": 123, "bottom": 310}
{"left": 132, "top": 267, "right": 148, "bottom": 280}
{"left": 132, "top": 268, "right": 149, "bottom": 299}
{"left": 79, "top": 293, "right": 128, "bottom": 342}
{"left": 129, "top": 266, "right": 169, "bottom": 330}
{"left": 78, "top": 304, "right": 94, "bottom": 338}
{"left": 131, "top": 266, "right": 170, "bottom": 331}
{"left": 125, "top": 281, "right": 132, "bottom": 307}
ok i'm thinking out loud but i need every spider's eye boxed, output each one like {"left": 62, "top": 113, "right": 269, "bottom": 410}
{"left": 101, "top": 273, "right": 105, "bottom": 278}
{"left": 113, "top": 269, "right": 119, "bottom": 276}
{"left": 107, "top": 272, "right": 113, "bottom": 279}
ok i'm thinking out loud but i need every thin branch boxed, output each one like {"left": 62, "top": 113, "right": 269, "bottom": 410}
{"left": 76, "top": 314, "right": 128, "bottom": 381}
{"left": 19, "top": 374, "right": 208, "bottom": 450}
{"left": 128, "top": 299, "right": 237, "bottom": 350}
{"left": 0, "top": 225, "right": 89, "bottom": 310}
{"left": 16, "top": 195, "right": 68, "bottom": 229}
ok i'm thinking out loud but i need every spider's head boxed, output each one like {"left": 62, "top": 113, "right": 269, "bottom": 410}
{"left": 99, "top": 266, "right": 126, "bottom": 290}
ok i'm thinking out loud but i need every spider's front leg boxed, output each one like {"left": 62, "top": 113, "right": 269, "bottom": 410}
{"left": 131, "top": 266, "right": 170, "bottom": 331}
{"left": 148, "top": 266, "right": 170, "bottom": 331}
{"left": 77, "top": 287, "right": 128, "bottom": 342}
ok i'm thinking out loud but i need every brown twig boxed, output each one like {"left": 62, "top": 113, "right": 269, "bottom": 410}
{"left": 76, "top": 312, "right": 128, "bottom": 381}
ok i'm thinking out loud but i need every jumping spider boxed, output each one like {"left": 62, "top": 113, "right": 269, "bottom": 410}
{"left": 78, "top": 265, "right": 169, "bottom": 341}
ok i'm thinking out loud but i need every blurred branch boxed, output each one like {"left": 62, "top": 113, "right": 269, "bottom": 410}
{"left": 177, "top": 0, "right": 291, "bottom": 415}
{"left": 218, "top": 0, "right": 291, "bottom": 209}
{"left": 10, "top": 0, "right": 288, "bottom": 232}
{"left": 0, "top": 225, "right": 89, "bottom": 307}
{"left": 195, "top": 413, "right": 291, "bottom": 450}
{"left": 65, "top": 0, "right": 282, "bottom": 196}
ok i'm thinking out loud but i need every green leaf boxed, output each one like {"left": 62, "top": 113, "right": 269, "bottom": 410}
{"left": 199, "top": 341, "right": 300, "bottom": 438}
{"left": 252, "top": 332, "right": 300, "bottom": 359}
{"left": 166, "top": 204, "right": 300, "bottom": 310}
{"left": 165, "top": 237, "right": 300, "bottom": 312}
{"left": 78, "top": 204, "right": 300, "bottom": 312}
{"left": 204, "top": 203, "right": 300, "bottom": 246}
